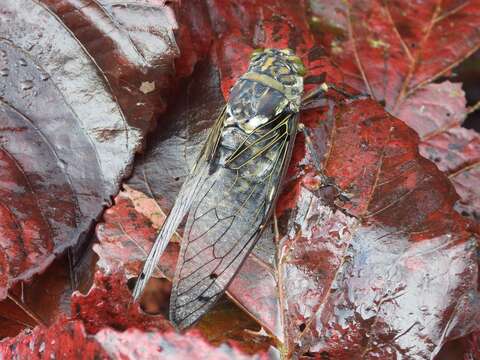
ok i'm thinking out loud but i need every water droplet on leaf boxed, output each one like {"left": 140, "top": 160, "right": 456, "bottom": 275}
{"left": 20, "top": 80, "right": 33, "bottom": 90}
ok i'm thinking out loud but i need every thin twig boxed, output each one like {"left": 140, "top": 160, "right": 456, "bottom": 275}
{"left": 20, "top": 281, "right": 24, "bottom": 303}
{"left": 467, "top": 100, "right": 480, "bottom": 115}
{"left": 7, "top": 293, "right": 46, "bottom": 327}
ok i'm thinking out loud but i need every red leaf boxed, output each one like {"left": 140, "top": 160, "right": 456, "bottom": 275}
{"left": 0, "top": 1, "right": 178, "bottom": 299}
{"left": 310, "top": 1, "right": 480, "bottom": 223}
{"left": 276, "top": 99, "right": 479, "bottom": 358}
{"left": 0, "top": 318, "right": 267, "bottom": 360}
{"left": 93, "top": 328, "right": 269, "bottom": 360}
{"left": 0, "top": 251, "right": 95, "bottom": 338}
{"left": 71, "top": 270, "right": 173, "bottom": 334}
{"left": 397, "top": 82, "right": 480, "bottom": 223}
{"left": 0, "top": 319, "right": 109, "bottom": 359}
{"left": 93, "top": 187, "right": 274, "bottom": 354}
{"left": 38, "top": 0, "right": 180, "bottom": 131}
{"left": 124, "top": 1, "right": 480, "bottom": 357}
{"left": 310, "top": 0, "right": 480, "bottom": 109}
{"left": 466, "top": 331, "right": 480, "bottom": 359}
{"left": 94, "top": 186, "right": 179, "bottom": 281}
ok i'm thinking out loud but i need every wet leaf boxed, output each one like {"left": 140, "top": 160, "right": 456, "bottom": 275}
{"left": 0, "top": 1, "right": 178, "bottom": 299}
{"left": 0, "top": 248, "right": 96, "bottom": 338}
{"left": 71, "top": 270, "right": 173, "bottom": 335}
{"left": 1, "top": 0, "right": 479, "bottom": 358}
{"left": 125, "top": 1, "right": 480, "bottom": 358}
{"left": 92, "top": 186, "right": 275, "bottom": 354}
{"left": 436, "top": 332, "right": 480, "bottom": 360}
{"left": 0, "top": 318, "right": 268, "bottom": 360}
{"left": 38, "top": 0, "right": 180, "bottom": 132}
{"left": 396, "top": 81, "right": 480, "bottom": 223}
{"left": 93, "top": 327, "right": 270, "bottom": 360}
{"left": 310, "top": 0, "right": 480, "bottom": 223}
{"left": 0, "top": 319, "right": 109, "bottom": 359}
{"left": 94, "top": 186, "right": 179, "bottom": 281}
{"left": 465, "top": 332, "right": 480, "bottom": 359}
{"left": 309, "top": 0, "right": 480, "bottom": 109}
{"left": 276, "top": 98, "right": 479, "bottom": 358}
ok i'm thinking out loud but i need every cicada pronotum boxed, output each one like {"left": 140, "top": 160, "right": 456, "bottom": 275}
{"left": 133, "top": 48, "right": 349, "bottom": 328}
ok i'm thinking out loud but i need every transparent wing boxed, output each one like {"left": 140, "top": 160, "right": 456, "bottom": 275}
{"left": 132, "top": 106, "right": 226, "bottom": 301}
{"left": 169, "top": 112, "right": 298, "bottom": 328}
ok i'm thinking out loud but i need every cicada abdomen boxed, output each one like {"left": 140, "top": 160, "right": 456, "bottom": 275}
{"left": 134, "top": 48, "right": 306, "bottom": 329}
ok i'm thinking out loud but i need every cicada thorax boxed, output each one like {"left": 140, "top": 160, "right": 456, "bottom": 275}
{"left": 244, "top": 48, "right": 304, "bottom": 109}
{"left": 214, "top": 48, "right": 305, "bottom": 181}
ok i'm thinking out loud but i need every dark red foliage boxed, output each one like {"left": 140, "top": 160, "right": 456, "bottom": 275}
{"left": 310, "top": 0, "right": 480, "bottom": 109}
{"left": 71, "top": 271, "right": 173, "bottom": 335}
{"left": 276, "top": 99, "right": 479, "bottom": 358}
{"left": 124, "top": 0, "right": 480, "bottom": 358}
{"left": 39, "top": 0, "right": 179, "bottom": 131}
{"left": 0, "top": 0, "right": 479, "bottom": 358}
{"left": 396, "top": 82, "right": 480, "bottom": 223}
{"left": 466, "top": 332, "right": 480, "bottom": 359}
{"left": 0, "top": 319, "right": 109, "bottom": 359}
{"left": 94, "top": 187, "right": 179, "bottom": 281}
{"left": 0, "top": 318, "right": 267, "bottom": 360}
{"left": 93, "top": 187, "right": 273, "bottom": 354}
{"left": 0, "top": 1, "right": 179, "bottom": 300}
{"left": 310, "top": 0, "right": 480, "bottom": 223}
{"left": 92, "top": 328, "right": 270, "bottom": 360}
{"left": 440, "top": 331, "right": 480, "bottom": 360}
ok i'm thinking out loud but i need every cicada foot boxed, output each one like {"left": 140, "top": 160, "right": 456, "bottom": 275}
{"left": 318, "top": 172, "right": 353, "bottom": 203}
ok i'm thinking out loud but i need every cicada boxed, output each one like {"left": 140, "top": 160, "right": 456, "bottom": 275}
{"left": 133, "top": 48, "right": 328, "bottom": 328}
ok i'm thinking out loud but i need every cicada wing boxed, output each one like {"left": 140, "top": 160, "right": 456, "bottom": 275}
{"left": 132, "top": 106, "right": 227, "bottom": 301}
{"left": 169, "top": 113, "right": 299, "bottom": 329}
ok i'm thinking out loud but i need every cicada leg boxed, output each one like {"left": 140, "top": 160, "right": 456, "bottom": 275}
{"left": 322, "top": 83, "right": 369, "bottom": 100}
{"left": 302, "top": 82, "right": 369, "bottom": 107}
{"left": 298, "top": 99, "right": 352, "bottom": 202}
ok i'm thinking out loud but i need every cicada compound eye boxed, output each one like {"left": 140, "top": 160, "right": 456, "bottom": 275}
{"left": 288, "top": 56, "right": 306, "bottom": 76}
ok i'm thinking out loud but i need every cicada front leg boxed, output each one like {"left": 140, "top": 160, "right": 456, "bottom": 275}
{"left": 302, "top": 82, "right": 369, "bottom": 105}
{"left": 298, "top": 120, "right": 351, "bottom": 199}
{"left": 299, "top": 84, "right": 361, "bottom": 202}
